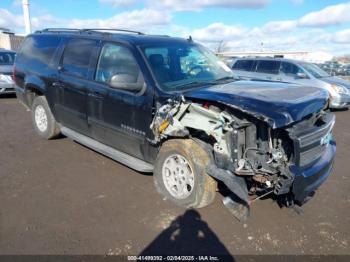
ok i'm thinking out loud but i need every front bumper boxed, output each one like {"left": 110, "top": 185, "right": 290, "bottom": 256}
{"left": 290, "top": 139, "right": 336, "bottom": 204}
{"left": 0, "top": 82, "right": 15, "bottom": 94}
{"left": 330, "top": 93, "right": 350, "bottom": 109}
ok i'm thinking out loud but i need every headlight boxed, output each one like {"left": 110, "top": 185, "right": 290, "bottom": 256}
{"left": 0, "top": 74, "right": 13, "bottom": 84}
{"left": 330, "top": 84, "right": 348, "bottom": 94}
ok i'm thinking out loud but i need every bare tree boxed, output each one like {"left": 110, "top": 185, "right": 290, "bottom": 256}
{"left": 216, "top": 40, "right": 230, "bottom": 54}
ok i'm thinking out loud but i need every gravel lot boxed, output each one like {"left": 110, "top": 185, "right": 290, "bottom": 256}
{"left": 0, "top": 95, "right": 349, "bottom": 256}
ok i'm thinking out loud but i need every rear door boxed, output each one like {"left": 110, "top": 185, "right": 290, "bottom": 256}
{"left": 255, "top": 60, "right": 281, "bottom": 82}
{"left": 54, "top": 38, "right": 98, "bottom": 135}
{"left": 87, "top": 42, "right": 154, "bottom": 160}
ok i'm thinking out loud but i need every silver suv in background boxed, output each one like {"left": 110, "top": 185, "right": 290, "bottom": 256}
{"left": 231, "top": 57, "right": 350, "bottom": 109}
{"left": 0, "top": 49, "right": 16, "bottom": 95}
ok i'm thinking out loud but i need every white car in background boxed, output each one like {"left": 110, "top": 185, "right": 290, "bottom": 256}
{"left": 0, "top": 49, "right": 16, "bottom": 95}
{"left": 231, "top": 57, "right": 350, "bottom": 109}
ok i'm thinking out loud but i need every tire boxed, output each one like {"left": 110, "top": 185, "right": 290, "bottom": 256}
{"left": 153, "top": 139, "right": 217, "bottom": 208}
{"left": 31, "top": 96, "right": 60, "bottom": 139}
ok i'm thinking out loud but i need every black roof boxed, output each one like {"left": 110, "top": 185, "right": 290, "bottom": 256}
{"left": 34, "top": 28, "right": 191, "bottom": 46}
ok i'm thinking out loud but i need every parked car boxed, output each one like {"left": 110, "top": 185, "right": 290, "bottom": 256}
{"left": 14, "top": 29, "right": 335, "bottom": 220}
{"left": 339, "top": 64, "right": 350, "bottom": 76}
{"left": 231, "top": 57, "right": 350, "bottom": 109}
{"left": 0, "top": 48, "right": 16, "bottom": 95}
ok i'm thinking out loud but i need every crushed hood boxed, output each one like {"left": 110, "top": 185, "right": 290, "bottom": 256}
{"left": 184, "top": 80, "right": 328, "bottom": 128}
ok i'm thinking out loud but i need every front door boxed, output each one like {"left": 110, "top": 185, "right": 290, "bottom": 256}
{"left": 87, "top": 42, "right": 154, "bottom": 159}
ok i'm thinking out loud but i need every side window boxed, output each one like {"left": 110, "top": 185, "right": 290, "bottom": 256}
{"left": 232, "top": 60, "right": 255, "bottom": 71}
{"left": 95, "top": 43, "right": 142, "bottom": 85}
{"left": 18, "top": 35, "right": 60, "bottom": 65}
{"left": 280, "top": 62, "right": 303, "bottom": 76}
{"left": 256, "top": 60, "right": 281, "bottom": 74}
{"left": 62, "top": 39, "right": 96, "bottom": 78}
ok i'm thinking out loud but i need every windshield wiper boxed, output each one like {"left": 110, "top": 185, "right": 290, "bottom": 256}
{"left": 212, "top": 76, "right": 236, "bottom": 83}
{"left": 170, "top": 80, "right": 216, "bottom": 89}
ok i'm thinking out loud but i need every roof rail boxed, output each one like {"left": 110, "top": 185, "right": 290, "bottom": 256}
{"left": 39, "top": 28, "right": 144, "bottom": 35}
{"left": 41, "top": 28, "right": 82, "bottom": 32}
{"left": 82, "top": 28, "right": 144, "bottom": 35}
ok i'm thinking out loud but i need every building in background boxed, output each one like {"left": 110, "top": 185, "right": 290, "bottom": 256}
{"left": 218, "top": 51, "right": 334, "bottom": 64}
{"left": 0, "top": 29, "right": 25, "bottom": 51}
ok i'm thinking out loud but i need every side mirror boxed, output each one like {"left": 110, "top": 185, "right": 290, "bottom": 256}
{"left": 296, "top": 72, "right": 308, "bottom": 79}
{"left": 109, "top": 74, "right": 144, "bottom": 92}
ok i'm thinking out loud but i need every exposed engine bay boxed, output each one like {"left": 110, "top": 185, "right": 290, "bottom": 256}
{"left": 150, "top": 96, "right": 335, "bottom": 220}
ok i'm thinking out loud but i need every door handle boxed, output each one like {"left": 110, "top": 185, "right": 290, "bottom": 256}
{"left": 52, "top": 82, "right": 63, "bottom": 88}
{"left": 88, "top": 91, "right": 104, "bottom": 99}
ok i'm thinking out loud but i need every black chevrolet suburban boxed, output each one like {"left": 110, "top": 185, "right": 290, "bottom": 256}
{"left": 14, "top": 29, "right": 336, "bottom": 220}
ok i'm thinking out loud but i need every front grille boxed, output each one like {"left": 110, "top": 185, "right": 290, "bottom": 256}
{"left": 292, "top": 113, "right": 335, "bottom": 167}
{"left": 299, "top": 144, "right": 327, "bottom": 166}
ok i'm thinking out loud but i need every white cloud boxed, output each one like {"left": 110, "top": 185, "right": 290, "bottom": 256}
{"left": 69, "top": 9, "right": 171, "bottom": 31}
{"left": 298, "top": 2, "right": 350, "bottom": 27}
{"left": 332, "top": 28, "right": 350, "bottom": 43}
{"left": 148, "top": 0, "right": 270, "bottom": 11}
{"left": 260, "top": 20, "right": 297, "bottom": 33}
{"left": 0, "top": 8, "right": 23, "bottom": 29}
{"left": 191, "top": 23, "right": 245, "bottom": 42}
{"left": 2, "top": 1, "right": 350, "bottom": 55}
{"left": 99, "top": 0, "right": 138, "bottom": 7}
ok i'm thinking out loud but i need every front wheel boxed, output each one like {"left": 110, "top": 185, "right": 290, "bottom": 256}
{"left": 153, "top": 139, "right": 217, "bottom": 208}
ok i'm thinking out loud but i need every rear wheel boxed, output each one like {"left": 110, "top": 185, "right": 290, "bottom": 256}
{"left": 31, "top": 96, "right": 60, "bottom": 139}
{"left": 153, "top": 139, "right": 217, "bottom": 208}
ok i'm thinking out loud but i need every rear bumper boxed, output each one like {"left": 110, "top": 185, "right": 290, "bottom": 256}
{"left": 0, "top": 82, "right": 15, "bottom": 94}
{"left": 330, "top": 94, "right": 350, "bottom": 109}
{"left": 290, "top": 139, "right": 336, "bottom": 204}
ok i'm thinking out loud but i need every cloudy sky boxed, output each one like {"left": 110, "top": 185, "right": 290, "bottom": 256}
{"left": 1, "top": 0, "right": 350, "bottom": 55}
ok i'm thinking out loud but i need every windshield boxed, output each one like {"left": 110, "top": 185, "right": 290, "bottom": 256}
{"left": 300, "top": 62, "right": 329, "bottom": 78}
{"left": 0, "top": 52, "right": 16, "bottom": 66}
{"left": 141, "top": 43, "right": 234, "bottom": 91}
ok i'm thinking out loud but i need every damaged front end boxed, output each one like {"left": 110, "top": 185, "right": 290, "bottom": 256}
{"left": 151, "top": 96, "right": 336, "bottom": 220}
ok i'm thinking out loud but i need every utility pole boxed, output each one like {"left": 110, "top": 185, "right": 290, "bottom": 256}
{"left": 22, "top": 0, "right": 32, "bottom": 35}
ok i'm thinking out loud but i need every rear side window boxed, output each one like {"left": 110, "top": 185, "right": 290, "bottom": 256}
{"left": 62, "top": 39, "right": 96, "bottom": 78}
{"left": 18, "top": 35, "right": 60, "bottom": 65}
{"left": 256, "top": 60, "right": 281, "bottom": 74}
{"left": 232, "top": 60, "right": 256, "bottom": 71}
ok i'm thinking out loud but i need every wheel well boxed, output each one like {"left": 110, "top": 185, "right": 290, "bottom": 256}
{"left": 25, "top": 86, "right": 43, "bottom": 107}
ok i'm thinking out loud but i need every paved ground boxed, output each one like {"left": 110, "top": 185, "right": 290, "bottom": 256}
{"left": 0, "top": 95, "right": 349, "bottom": 256}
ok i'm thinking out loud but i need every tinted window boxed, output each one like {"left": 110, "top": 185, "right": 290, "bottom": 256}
{"left": 19, "top": 35, "right": 60, "bottom": 65}
{"left": 95, "top": 43, "right": 142, "bottom": 85}
{"left": 62, "top": 39, "right": 96, "bottom": 78}
{"left": 232, "top": 60, "right": 256, "bottom": 71}
{"left": 256, "top": 60, "right": 281, "bottom": 74}
{"left": 0, "top": 52, "right": 15, "bottom": 65}
{"left": 280, "top": 62, "right": 304, "bottom": 76}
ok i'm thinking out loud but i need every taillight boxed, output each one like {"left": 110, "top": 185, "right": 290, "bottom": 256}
{"left": 12, "top": 65, "right": 16, "bottom": 82}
